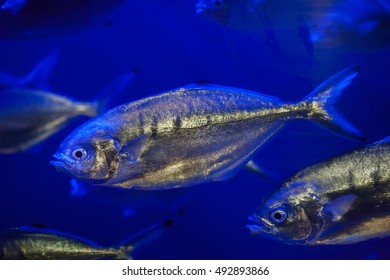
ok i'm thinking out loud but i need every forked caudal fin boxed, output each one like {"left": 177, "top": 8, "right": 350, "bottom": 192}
{"left": 114, "top": 220, "right": 173, "bottom": 260}
{"left": 300, "top": 66, "right": 364, "bottom": 141}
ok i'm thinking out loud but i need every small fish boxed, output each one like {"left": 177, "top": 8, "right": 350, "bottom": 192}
{"left": 248, "top": 136, "right": 390, "bottom": 245}
{"left": 51, "top": 66, "right": 362, "bottom": 190}
{"left": 0, "top": 49, "right": 58, "bottom": 91}
{"left": 0, "top": 72, "right": 134, "bottom": 153}
{"left": 0, "top": 220, "right": 172, "bottom": 259}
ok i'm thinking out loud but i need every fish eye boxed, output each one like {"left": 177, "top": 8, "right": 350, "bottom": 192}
{"left": 269, "top": 209, "right": 287, "bottom": 224}
{"left": 72, "top": 148, "right": 87, "bottom": 161}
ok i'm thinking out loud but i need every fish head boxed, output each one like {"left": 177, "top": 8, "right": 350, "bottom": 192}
{"left": 195, "top": 0, "right": 230, "bottom": 24}
{"left": 248, "top": 182, "right": 325, "bottom": 244}
{"left": 51, "top": 121, "right": 120, "bottom": 184}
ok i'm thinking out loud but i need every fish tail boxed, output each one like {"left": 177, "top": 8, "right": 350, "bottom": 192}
{"left": 90, "top": 71, "right": 135, "bottom": 116}
{"left": 114, "top": 220, "right": 173, "bottom": 260}
{"left": 300, "top": 66, "right": 364, "bottom": 141}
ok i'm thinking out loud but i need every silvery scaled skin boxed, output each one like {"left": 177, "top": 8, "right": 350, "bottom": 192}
{"left": 51, "top": 66, "right": 362, "bottom": 190}
{"left": 0, "top": 73, "right": 133, "bottom": 153}
{"left": 248, "top": 136, "right": 390, "bottom": 245}
{"left": 0, "top": 221, "right": 170, "bottom": 259}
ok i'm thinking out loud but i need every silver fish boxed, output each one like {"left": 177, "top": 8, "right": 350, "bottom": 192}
{"left": 0, "top": 221, "right": 172, "bottom": 259}
{"left": 51, "top": 66, "right": 362, "bottom": 190}
{"left": 248, "top": 136, "right": 390, "bottom": 245}
{"left": 0, "top": 72, "right": 133, "bottom": 153}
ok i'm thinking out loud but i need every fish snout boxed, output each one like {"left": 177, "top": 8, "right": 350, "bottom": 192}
{"left": 50, "top": 153, "right": 71, "bottom": 175}
{"left": 246, "top": 215, "right": 273, "bottom": 235}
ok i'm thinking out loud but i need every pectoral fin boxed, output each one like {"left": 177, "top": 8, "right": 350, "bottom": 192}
{"left": 245, "top": 160, "right": 279, "bottom": 182}
{"left": 119, "top": 134, "right": 150, "bottom": 163}
{"left": 322, "top": 194, "right": 358, "bottom": 221}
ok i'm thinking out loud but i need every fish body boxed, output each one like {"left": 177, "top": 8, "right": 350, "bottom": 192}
{"left": 249, "top": 136, "right": 390, "bottom": 245}
{"left": 0, "top": 72, "right": 134, "bottom": 153}
{"left": 52, "top": 66, "right": 362, "bottom": 190}
{"left": 0, "top": 0, "right": 124, "bottom": 38}
{"left": 0, "top": 221, "right": 171, "bottom": 260}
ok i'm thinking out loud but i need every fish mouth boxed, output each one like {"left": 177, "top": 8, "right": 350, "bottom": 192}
{"left": 50, "top": 154, "right": 71, "bottom": 175}
{"left": 247, "top": 215, "right": 273, "bottom": 235}
{"left": 195, "top": 3, "right": 208, "bottom": 14}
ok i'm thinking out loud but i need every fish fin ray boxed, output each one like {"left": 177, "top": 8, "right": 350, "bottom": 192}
{"left": 302, "top": 66, "right": 364, "bottom": 141}
{"left": 382, "top": 136, "right": 390, "bottom": 143}
{"left": 245, "top": 160, "right": 280, "bottom": 182}
{"left": 322, "top": 194, "right": 358, "bottom": 221}
{"left": 92, "top": 72, "right": 135, "bottom": 115}
{"left": 211, "top": 122, "right": 284, "bottom": 181}
{"left": 23, "top": 48, "right": 60, "bottom": 90}
{"left": 69, "top": 178, "right": 88, "bottom": 197}
{"left": 119, "top": 134, "right": 150, "bottom": 162}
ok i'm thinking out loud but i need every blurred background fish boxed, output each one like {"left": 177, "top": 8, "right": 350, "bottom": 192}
{"left": 0, "top": 64, "right": 134, "bottom": 153}
{"left": 0, "top": 0, "right": 125, "bottom": 38}
{"left": 0, "top": 220, "right": 172, "bottom": 259}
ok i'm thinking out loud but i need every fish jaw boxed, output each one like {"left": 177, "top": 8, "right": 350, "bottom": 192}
{"left": 247, "top": 215, "right": 274, "bottom": 236}
{"left": 50, "top": 153, "right": 72, "bottom": 176}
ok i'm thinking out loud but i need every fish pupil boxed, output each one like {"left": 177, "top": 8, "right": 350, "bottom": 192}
{"left": 75, "top": 150, "right": 83, "bottom": 159}
{"left": 273, "top": 212, "right": 283, "bottom": 220}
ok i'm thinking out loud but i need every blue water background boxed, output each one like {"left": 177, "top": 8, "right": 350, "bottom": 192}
{"left": 0, "top": 0, "right": 390, "bottom": 259}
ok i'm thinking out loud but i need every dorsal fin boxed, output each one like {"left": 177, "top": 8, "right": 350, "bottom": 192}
{"left": 23, "top": 49, "right": 60, "bottom": 90}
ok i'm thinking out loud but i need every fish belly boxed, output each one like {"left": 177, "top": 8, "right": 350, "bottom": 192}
{"left": 111, "top": 117, "right": 283, "bottom": 189}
